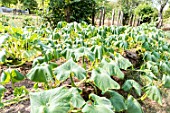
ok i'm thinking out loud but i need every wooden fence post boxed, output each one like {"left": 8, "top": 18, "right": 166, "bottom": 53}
{"left": 102, "top": 7, "right": 105, "bottom": 25}
{"left": 132, "top": 15, "right": 136, "bottom": 27}
{"left": 92, "top": 2, "right": 95, "bottom": 25}
{"left": 66, "top": 6, "right": 70, "bottom": 22}
{"left": 136, "top": 16, "right": 141, "bottom": 26}
{"left": 129, "top": 14, "right": 133, "bottom": 26}
{"left": 111, "top": 9, "right": 115, "bottom": 25}
{"left": 117, "top": 10, "right": 121, "bottom": 26}
{"left": 120, "top": 11, "right": 123, "bottom": 26}
{"left": 99, "top": 8, "right": 103, "bottom": 26}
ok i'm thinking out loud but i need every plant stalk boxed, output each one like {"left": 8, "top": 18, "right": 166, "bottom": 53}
{"left": 70, "top": 73, "right": 76, "bottom": 87}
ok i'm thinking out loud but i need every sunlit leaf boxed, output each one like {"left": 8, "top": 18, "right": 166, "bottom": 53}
{"left": 70, "top": 87, "right": 85, "bottom": 108}
{"left": 30, "top": 87, "right": 72, "bottom": 113}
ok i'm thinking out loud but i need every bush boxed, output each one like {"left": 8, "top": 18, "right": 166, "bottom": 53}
{"left": 134, "top": 3, "right": 158, "bottom": 23}
{"left": 164, "top": 7, "right": 170, "bottom": 19}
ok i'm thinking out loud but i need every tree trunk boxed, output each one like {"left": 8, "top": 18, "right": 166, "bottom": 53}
{"left": 111, "top": 9, "right": 115, "bottom": 25}
{"left": 65, "top": 6, "right": 70, "bottom": 23}
{"left": 156, "top": 0, "right": 168, "bottom": 28}
{"left": 91, "top": 2, "right": 95, "bottom": 25}
{"left": 99, "top": 9, "right": 103, "bottom": 26}
{"left": 157, "top": 7, "right": 164, "bottom": 28}
{"left": 102, "top": 7, "right": 105, "bottom": 25}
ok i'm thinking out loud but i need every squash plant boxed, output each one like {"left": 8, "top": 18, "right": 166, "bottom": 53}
{"left": 0, "top": 21, "right": 170, "bottom": 113}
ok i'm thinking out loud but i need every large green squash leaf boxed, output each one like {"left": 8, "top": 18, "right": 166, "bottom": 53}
{"left": 90, "top": 68, "right": 120, "bottom": 92}
{"left": 0, "top": 34, "right": 9, "bottom": 45}
{"left": 146, "top": 61, "right": 159, "bottom": 75}
{"left": 0, "top": 85, "right": 6, "bottom": 98}
{"left": 142, "top": 42, "right": 150, "bottom": 50}
{"left": 70, "top": 88, "right": 85, "bottom": 108}
{"left": 105, "top": 90, "right": 127, "bottom": 112}
{"left": 82, "top": 93, "right": 114, "bottom": 113}
{"left": 160, "top": 62, "right": 170, "bottom": 75}
{"left": 143, "top": 85, "right": 162, "bottom": 105}
{"left": 0, "top": 71, "right": 10, "bottom": 85}
{"left": 101, "top": 58, "right": 124, "bottom": 79}
{"left": 114, "top": 53, "right": 132, "bottom": 70}
{"left": 82, "top": 104, "right": 114, "bottom": 113}
{"left": 32, "top": 56, "right": 45, "bottom": 67}
{"left": 89, "top": 93, "right": 112, "bottom": 107}
{"left": 54, "top": 59, "right": 86, "bottom": 81}
{"left": 26, "top": 63, "right": 54, "bottom": 83}
{"left": 122, "top": 79, "right": 141, "bottom": 96}
{"left": 144, "top": 51, "right": 160, "bottom": 62}
{"left": 74, "top": 47, "right": 95, "bottom": 61}
{"left": 30, "top": 87, "right": 72, "bottom": 113}
{"left": 162, "top": 74, "right": 170, "bottom": 88}
{"left": 61, "top": 48, "right": 74, "bottom": 60}
{"left": 10, "top": 69, "right": 25, "bottom": 83}
{"left": 126, "top": 95, "right": 143, "bottom": 113}
{"left": 0, "top": 50, "right": 6, "bottom": 63}
{"left": 1, "top": 69, "right": 25, "bottom": 85}
{"left": 91, "top": 45, "right": 106, "bottom": 60}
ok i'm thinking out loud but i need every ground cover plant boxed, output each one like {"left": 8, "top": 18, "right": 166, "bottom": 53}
{"left": 0, "top": 21, "right": 170, "bottom": 113}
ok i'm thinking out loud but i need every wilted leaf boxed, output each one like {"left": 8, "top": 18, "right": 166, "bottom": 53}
{"left": 26, "top": 63, "right": 54, "bottom": 83}
{"left": 122, "top": 79, "right": 141, "bottom": 96}
{"left": 101, "top": 58, "right": 124, "bottom": 79}
{"left": 54, "top": 59, "right": 86, "bottom": 81}
{"left": 90, "top": 68, "right": 120, "bottom": 92}
{"left": 105, "top": 90, "right": 127, "bottom": 112}
{"left": 70, "top": 87, "right": 85, "bottom": 108}
{"left": 115, "top": 53, "right": 132, "bottom": 70}
{"left": 91, "top": 45, "right": 106, "bottom": 60}
{"left": 162, "top": 74, "right": 170, "bottom": 88}
{"left": 82, "top": 93, "right": 114, "bottom": 113}
{"left": 143, "top": 85, "right": 162, "bottom": 105}
{"left": 74, "top": 47, "right": 95, "bottom": 61}
{"left": 126, "top": 95, "right": 143, "bottom": 113}
{"left": 82, "top": 104, "right": 114, "bottom": 113}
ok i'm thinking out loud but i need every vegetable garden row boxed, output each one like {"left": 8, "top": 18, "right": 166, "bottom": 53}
{"left": 0, "top": 22, "right": 170, "bottom": 113}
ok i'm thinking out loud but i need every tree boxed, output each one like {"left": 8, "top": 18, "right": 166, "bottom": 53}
{"left": 163, "top": 6, "right": 170, "bottom": 18}
{"left": 43, "top": 0, "right": 99, "bottom": 28}
{"left": 22, "top": 0, "right": 38, "bottom": 13}
{"left": 134, "top": 3, "right": 158, "bottom": 23}
{"left": 0, "top": 0, "right": 17, "bottom": 7}
{"left": 152, "top": 0, "right": 169, "bottom": 28}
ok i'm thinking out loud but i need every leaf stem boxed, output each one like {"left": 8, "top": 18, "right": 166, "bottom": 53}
{"left": 2, "top": 96, "right": 29, "bottom": 108}
{"left": 82, "top": 55, "right": 86, "bottom": 69}
{"left": 70, "top": 73, "right": 76, "bottom": 87}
